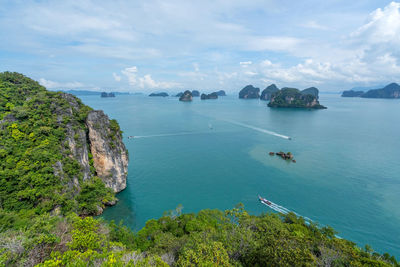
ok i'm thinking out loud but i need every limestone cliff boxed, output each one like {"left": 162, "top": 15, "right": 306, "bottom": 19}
{"left": 55, "top": 93, "right": 128, "bottom": 193}
{"left": 86, "top": 111, "right": 129, "bottom": 192}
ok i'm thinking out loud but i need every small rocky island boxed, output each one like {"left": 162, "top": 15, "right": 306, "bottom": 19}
{"left": 192, "top": 90, "right": 200, "bottom": 97}
{"left": 269, "top": 151, "right": 296, "bottom": 163}
{"left": 268, "top": 87, "right": 326, "bottom": 109}
{"left": 260, "top": 84, "right": 279, "bottom": 100}
{"left": 215, "top": 90, "right": 226, "bottom": 96}
{"left": 239, "top": 85, "right": 260, "bottom": 99}
{"left": 179, "top": 90, "right": 193, "bottom": 101}
{"left": 149, "top": 92, "right": 169, "bottom": 97}
{"left": 101, "top": 92, "right": 115, "bottom": 97}
{"left": 342, "top": 83, "right": 400, "bottom": 98}
{"left": 201, "top": 92, "right": 218, "bottom": 100}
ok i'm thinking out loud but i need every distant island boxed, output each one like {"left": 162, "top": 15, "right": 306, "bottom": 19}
{"left": 268, "top": 87, "right": 327, "bottom": 109}
{"left": 239, "top": 85, "right": 260, "bottom": 99}
{"left": 192, "top": 90, "right": 200, "bottom": 97}
{"left": 179, "top": 90, "right": 193, "bottom": 101}
{"left": 57, "top": 90, "right": 129, "bottom": 96}
{"left": 260, "top": 84, "right": 279, "bottom": 100}
{"left": 201, "top": 92, "right": 218, "bottom": 100}
{"left": 341, "top": 90, "right": 364, "bottom": 97}
{"left": 342, "top": 83, "right": 400, "bottom": 98}
{"left": 101, "top": 92, "right": 115, "bottom": 98}
{"left": 215, "top": 90, "right": 226, "bottom": 96}
{"left": 149, "top": 92, "right": 169, "bottom": 97}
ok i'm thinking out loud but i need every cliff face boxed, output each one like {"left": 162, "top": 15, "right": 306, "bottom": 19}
{"left": 268, "top": 87, "right": 326, "bottom": 109}
{"left": 56, "top": 94, "right": 129, "bottom": 193}
{"left": 179, "top": 90, "right": 193, "bottom": 102}
{"left": 0, "top": 72, "right": 129, "bottom": 216}
{"left": 86, "top": 111, "right": 128, "bottom": 192}
{"left": 260, "top": 84, "right": 279, "bottom": 100}
{"left": 239, "top": 85, "right": 260, "bottom": 99}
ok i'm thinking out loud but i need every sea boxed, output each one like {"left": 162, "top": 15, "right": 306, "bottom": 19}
{"left": 78, "top": 93, "right": 400, "bottom": 257}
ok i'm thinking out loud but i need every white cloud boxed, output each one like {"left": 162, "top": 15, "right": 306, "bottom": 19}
{"left": 121, "top": 66, "right": 138, "bottom": 86}
{"left": 351, "top": 2, "right": 400, "bottom": 45}
{"left": 240, "top": 61, "right": 252, "bottom": 66}
{"left": 301, "top": 20, "right": 328, "bottom": 30}
{"left": 121, "top": 66, "right": 180, "bottom": 89}
{"left": 113, "top": 72, "right": 121, "bottom": 82}
{"left": 39, "top": 78, "right": 84, "bottom": 89}
{"left": 246, "top": 36, "right": 302, "bottom": 51}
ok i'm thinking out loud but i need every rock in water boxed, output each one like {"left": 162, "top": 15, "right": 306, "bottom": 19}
{"left": 201, "top": 92, "right": 218, "bottom": 100}
{"left": 179, "top": 90, "right": 193, "bottom": 101}
{"left": 86, "top": 110, "right": 129, "bottom": 192}
{"left": 149, "top": 92, "right": 169, "bottom": 97}
{"left": 215, "top": 90, "right": 226, "bottom": 96}
{"left": 192, "top": 90, "right": 200, "bottom": 97}
{"left": 342, "top": 90, "right": 364, "bottom": 97}
{"left": 239, "top": 85, "right": 260, "bottom": 99}
{"left": 260, "top": 84, "right": 279, "bottom": 100}
{"left": 268, "top": 87, "right": 326, "bottom": 109}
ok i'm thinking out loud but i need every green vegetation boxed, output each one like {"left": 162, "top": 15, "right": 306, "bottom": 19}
{"left": 0, "top": 72, "right": 398, "bottom": 266}
{"left": 1, "top": 205, "right": 398, "bottom": 266}
{"left": 268, "top": 87, "right": 327, "bottom": 109}
{"left": 0, "top": 72, "right": 115, "bottom": 215}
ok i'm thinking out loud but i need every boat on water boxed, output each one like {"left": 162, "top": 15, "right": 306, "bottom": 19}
{"left": 258, "top": 195, "right": 271, "bottom": 205}
{"left": 127, "top": 136, "right": 135, "bottom": 139}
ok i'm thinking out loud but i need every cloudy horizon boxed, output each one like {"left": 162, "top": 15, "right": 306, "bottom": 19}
{"left": 1, "top": 0, "right": 399, "bottom": 93}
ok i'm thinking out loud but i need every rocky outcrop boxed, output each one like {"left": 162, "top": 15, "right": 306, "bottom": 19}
{"left": 268, "top": 87, "right": 326, "bottom": 109}
{"left": 301, "top": 87, "right": 319, "bottom": 99}
{"left": 192, "top": 90, "right": 200, "bottom": 97}
{"left": 201, "top": 92, "right": 218, "bottom": 100}
{"left": 179, "top": 90, "right": 193, "bottom": 102}
{"left": 260, "top": 84, "right": 279, "bottom": 100}
{"left": 342, "top": 90, "right": 364, "bottom": 97}
{"left": 215, "top": 90, "right": 226, "bottom": 96}
{"left": 149, "top": 92, "right": 168, "bottom": 97}
{"left": 86, "top": 110, "right": 129, "bottom": 192}
{"left": 175, "top": 92, "right": 183, "bottom": 97}
{"left": 239, "top": 85, "right": 260, "bottom": 99}
{"left": 101, "top": 92, "right": 115, "bottom": 97}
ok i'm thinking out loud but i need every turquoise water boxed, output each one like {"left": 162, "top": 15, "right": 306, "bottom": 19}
{"left": 80, "top": 94, "right": 400, "bottom": 257}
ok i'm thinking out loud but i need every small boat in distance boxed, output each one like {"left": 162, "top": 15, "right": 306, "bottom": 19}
{"left": 127, "top": 136, "right": 135, "bottom": 139}
{"left": 258, "top": 195, "right": 271, "bottom": 205}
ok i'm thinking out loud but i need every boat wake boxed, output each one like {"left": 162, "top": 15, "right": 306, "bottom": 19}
{"left": 223, "top": 120, "right": 291, "bottom": 140}
{"left": 259, "top": 196, "right": 313, "bottom": 223}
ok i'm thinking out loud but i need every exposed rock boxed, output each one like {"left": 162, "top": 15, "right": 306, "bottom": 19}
{"left": 86, "top": 110, "right": 129, "bottom": 192}
{"left": 201, "top": 92, "right": 218, "bottom": 100}
{"left": 215, "top": 90, "right": 226, "bottom": 96}
{"left": 301, "top": 87, "right": 319, "bottom": 99}
{"left": 192, "top": 90, "right": 200, "bottom": 97}
{"left": 276, "top": 151, "right": 294, "bottom": 160}
{"left": 179, "top": 90, "right": 193, "bottom": 102}
{"left": 268, "top": 87, "right": 326, "bottom": 109}
{"left": 239, "top": 85, "right": 260, "bottom": 99}
{"left": 342, "top": 90, "right": 364, "bottom": 97}
{"left": 269, "top": 152, "right": 275, "bottom": 156}
{"left": 260, "top": 84, "right": 279, "bottom": 101}
{"left": 101, "top": 92, "right": 116, "bottom": 97}
{"left": 149, "top": 92, "right": 168, "bottom": 97}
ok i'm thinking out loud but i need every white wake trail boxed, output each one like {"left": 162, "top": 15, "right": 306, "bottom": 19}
{"left": 223, "top": 120, "right": 291, "bottom": 140}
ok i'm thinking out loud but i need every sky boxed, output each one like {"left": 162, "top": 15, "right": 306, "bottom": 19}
{"left": 0, "top": 0, "right": 399, "bottom": 93}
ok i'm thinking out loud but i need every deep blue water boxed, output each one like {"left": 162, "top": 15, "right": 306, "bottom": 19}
{"left": 80, "top": 94, "right": 400, "bottom": 257}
